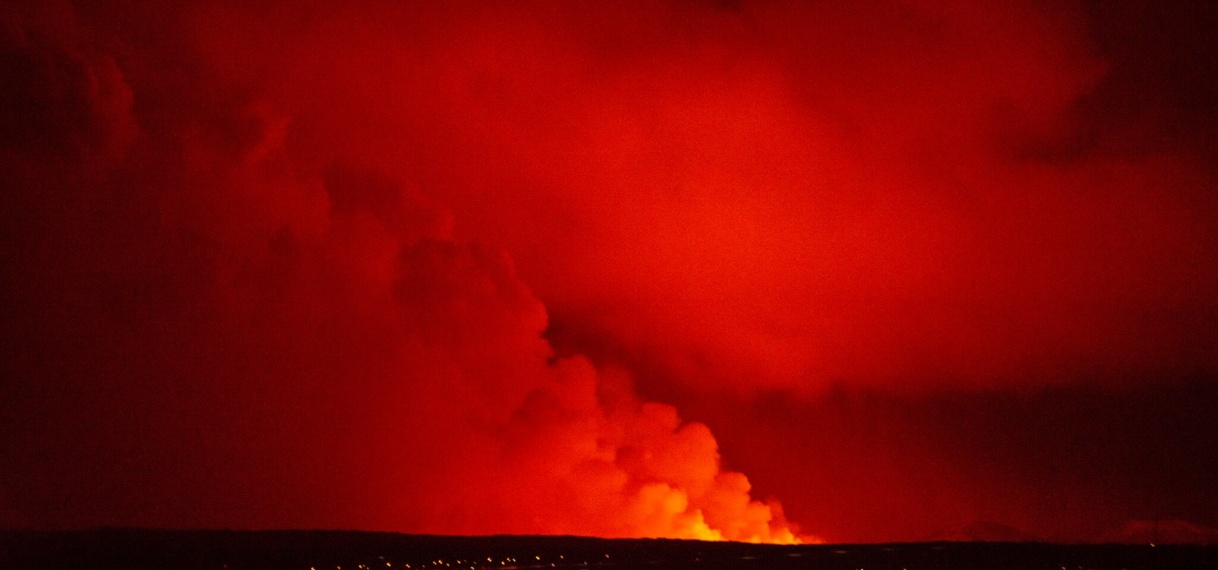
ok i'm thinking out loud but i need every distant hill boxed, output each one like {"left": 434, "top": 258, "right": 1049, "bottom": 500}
{"left": 1104, "top": 519, "right": 1218, "bottom": 545}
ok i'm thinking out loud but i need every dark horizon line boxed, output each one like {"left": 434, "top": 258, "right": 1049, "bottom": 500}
{"left": 1, "top": 526, "right": 1212, "bottom": 547}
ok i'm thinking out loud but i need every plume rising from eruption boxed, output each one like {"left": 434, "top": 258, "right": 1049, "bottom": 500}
{"left": 4, "top": 0, "right": 1218, "bottom": 543}
{"left": 0, "top": 3, "right": 801, "bottom": 541}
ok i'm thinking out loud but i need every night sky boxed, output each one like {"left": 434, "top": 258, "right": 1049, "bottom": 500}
{"left": 2, "top": 0, "right": 1217, "bottom": 544}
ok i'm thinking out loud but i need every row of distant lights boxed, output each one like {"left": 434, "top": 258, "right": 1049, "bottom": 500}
{"left": 281, "top": 552, "right": 1106, "bottom": 570}
{"left": 311, "top": 553, "right": 611, "bottom": 570}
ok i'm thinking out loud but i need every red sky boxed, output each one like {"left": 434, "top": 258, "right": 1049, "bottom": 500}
{"left": 2, "top": 0, "right": 1217, "bottom": 544}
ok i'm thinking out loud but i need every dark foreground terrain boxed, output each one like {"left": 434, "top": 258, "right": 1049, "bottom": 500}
{"left": 2, "top": 530, "right": 1215, "bottom": 570}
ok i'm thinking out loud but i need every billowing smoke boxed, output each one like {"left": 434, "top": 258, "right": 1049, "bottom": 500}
{"left": 166, "top": 0, "right": 1218, "bottom": 396}
{"left": 4, "top": 0, "right": 1218, "bottom": 543}
{"left": 0, "top": 1, "right": 800, "bottom": 542}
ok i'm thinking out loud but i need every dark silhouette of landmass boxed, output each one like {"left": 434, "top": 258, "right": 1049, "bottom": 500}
{"left": 2, "top": 529, "right": 1215, "bottom": 570}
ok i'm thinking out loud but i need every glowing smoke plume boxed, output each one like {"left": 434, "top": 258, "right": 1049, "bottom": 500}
{"left": 4, "top": 0, "right": 1218, "bottom": 543}
{"left": 0, "top": 1, "right": 803, "bottom": 541}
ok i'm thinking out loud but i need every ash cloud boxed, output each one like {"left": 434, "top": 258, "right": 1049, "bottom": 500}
{"left": 3, "top": 0, "right": 1218, "bottom": 543}
{"left": 0, "top": 0, "right": 797, "bottom": 542}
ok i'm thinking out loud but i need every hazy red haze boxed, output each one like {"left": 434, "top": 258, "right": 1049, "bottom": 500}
{"left": 3, "top": 0, "right": 1217, "bottom": 544}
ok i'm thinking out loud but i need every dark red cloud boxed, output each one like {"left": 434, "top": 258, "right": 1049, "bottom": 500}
{"left": 2, "top": 0, "right": 1217, "bottom": 543}
{"left": 0, "top": 0, "right": 798, "bottom": 542}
